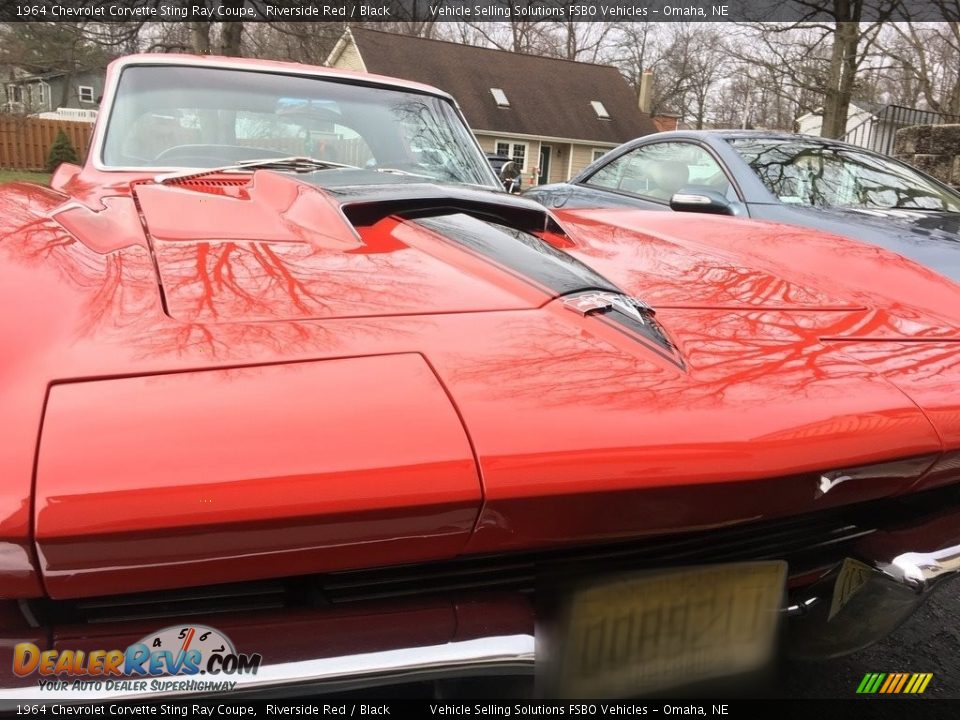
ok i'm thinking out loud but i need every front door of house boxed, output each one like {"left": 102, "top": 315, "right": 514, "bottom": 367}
{"left": 539, "top": 146, "right": 551, "bottom": 185}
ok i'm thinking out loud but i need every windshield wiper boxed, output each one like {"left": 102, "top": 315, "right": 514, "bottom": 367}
{"left": 155, "top": 156, "right": 359, "bottom": 184}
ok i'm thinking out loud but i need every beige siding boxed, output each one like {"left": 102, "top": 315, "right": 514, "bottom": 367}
{"left": 569, "top": 143, "right": 615, "bottom": 178}
{"left": 330, "top": 38, "right": 366, "bottom": 72}
{"left": 548, "top": 144, "right": 572, "bottom": 183}
{"left": 476, "top": 134, "right": 497, "bottom": 153}
{"left": 480, "top": 135, "right": 614, "bottom": 184}
{"left": 528, "top": 140, "right": 541, "bottom": 187}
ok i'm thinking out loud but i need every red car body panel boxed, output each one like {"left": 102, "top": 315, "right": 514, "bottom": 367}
{"left": 35, "top": 354, "right": 481, "bottom": 598}
{"left": 4, "top": 56, "right": 960, "bottom": 600}
{"left": 133, "top": 179, "right": 545, "bottom": 323}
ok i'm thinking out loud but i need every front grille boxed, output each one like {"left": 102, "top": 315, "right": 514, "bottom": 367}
{"left": 320, "top": 512, "right": 868, "bottom": 604}
{"left": 32, "top": 507, "right": 874, "bottom": 626}
{"left": 28, "top": 483, "right": 960, "bottom": 627}
{"left": 69, "top": 580, "right": 288, "bottom": 624}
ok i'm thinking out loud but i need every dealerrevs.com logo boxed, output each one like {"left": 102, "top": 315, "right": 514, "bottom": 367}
{"left": 13, "top": 625, "right": 261, "bottom": 693}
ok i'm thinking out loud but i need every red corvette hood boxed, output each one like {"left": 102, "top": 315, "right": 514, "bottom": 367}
{"left": 555, "top": 208, "right": 960, "bottom": 340}
{"left": 128, "top": 177, "right": 960, "bottom": 341}
{"left": 6, "top": 176, "right": 960, "bottom": 598}
{"left": 132, "top": 175, "right": 550, "bottom": 323}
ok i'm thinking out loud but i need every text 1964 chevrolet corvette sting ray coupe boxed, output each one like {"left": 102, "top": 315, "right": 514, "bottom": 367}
{"left": 3, "top": 54, "right": 960, "bottom": 700}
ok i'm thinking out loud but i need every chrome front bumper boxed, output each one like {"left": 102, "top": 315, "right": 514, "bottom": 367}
{"left": 0, "top": 635, "right": 536, "bottom": 703}
{"left": 786, "top": 535, "right": 960, "bottom": 658}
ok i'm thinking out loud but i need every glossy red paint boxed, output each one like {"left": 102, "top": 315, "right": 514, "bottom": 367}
{"left": 36, "top": 355, "right": 480, "bottom": 598}
{"left": 4, "top": 55, "right": 960, "bottom": 600}
{"left": 135, "top": 172, "right": 359, "bottom": 249}
{"left": 137, "top": 185, "right": 545, "bottom": 324}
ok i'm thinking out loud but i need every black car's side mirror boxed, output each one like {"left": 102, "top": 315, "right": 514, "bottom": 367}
{"left": 669, "top": 188, "right": 735, "bottom": 216}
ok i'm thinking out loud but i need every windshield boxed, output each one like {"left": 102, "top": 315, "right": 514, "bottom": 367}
{"left": 100, "top": 65, "right": 499, "bottom": 189}
{"left": 728, "top": 138, "right": 960, "bottom": 212}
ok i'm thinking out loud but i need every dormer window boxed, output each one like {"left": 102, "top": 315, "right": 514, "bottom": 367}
{"left": 591, "top": 100, "right": 610, "bottom": 119}
{"left": 491, "top": 88, "right": 510, "bottom": 108}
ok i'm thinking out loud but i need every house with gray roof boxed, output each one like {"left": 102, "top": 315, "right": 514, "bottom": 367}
{"left": 1, "top": 65, "right": 104, "bottom": 120}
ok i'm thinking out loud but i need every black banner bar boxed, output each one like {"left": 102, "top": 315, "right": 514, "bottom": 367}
{"left": 3, "top": 699, "right": 960, "bottom": 720}
{"left": 0, "top": 0, "right": 956, "bottom": 24}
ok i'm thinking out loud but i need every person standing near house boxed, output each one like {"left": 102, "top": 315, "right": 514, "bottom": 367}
{"left": 499, "top": 159, "right": 522, "bottom": 193}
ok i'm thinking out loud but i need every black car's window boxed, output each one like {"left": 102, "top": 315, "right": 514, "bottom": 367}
{"left": 583, "top": 142, "right": 734, "bottom": 202}
{"left": 729, "top": 138, "right": 960, "bottom": 212}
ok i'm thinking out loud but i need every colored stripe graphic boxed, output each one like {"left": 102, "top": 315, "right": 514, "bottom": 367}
{"left": 893, "top": 673, "right": 909, "bottom": 693}
{"left": 879, "top": 674, "right": 896, "bottom": 693}
{"left": 857, "top": 672, "right": 933, "bottom": 694}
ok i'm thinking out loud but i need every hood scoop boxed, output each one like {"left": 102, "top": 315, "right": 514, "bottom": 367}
{"left": 132, "top": 175, "right": 669, "bottom": 331}
{"left": 333, "top": 182, "right": 550, "bottom": 232}
{"left": 132, "top": 176, "right": 562, "bottom": 324}
{"left": 134, "top": 171, "right": 361, "bottom": 250}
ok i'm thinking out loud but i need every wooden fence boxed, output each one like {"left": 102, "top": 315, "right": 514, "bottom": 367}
{"left": 0, "top": 116, "right": 94, "bottom": 171}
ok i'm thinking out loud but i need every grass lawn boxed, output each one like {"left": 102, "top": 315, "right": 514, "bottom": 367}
{"left": 0, "top": 169, "right": 51, "bottom": 185}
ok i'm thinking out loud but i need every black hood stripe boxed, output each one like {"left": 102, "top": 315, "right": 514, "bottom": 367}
{"left": 413, "top": 213, "right": 683, "bottom": 367}
{"left": 415, "top": 214, "right": 620, "bottom": 297}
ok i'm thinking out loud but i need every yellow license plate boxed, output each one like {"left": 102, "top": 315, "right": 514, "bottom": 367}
{"left": 553, "top": 561, "right": 787, "bottom": 698}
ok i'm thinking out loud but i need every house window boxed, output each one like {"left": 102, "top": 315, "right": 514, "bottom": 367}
{"left": 78, "top": 85, "right": 95, "bottom": 103}
{"left": 590, "top": 101, "right": 610, "bottom": 119}
{"left": 592, "top": 149, "right": 608, "bottom": 163}
{"left": 495, "top": 140, "right": 528, "bottom": 171}
{"left": 490, "top": 88, "right": 510, "bottom": 108}
{"left": 34, "top": 82, "right": 48, "bottom": 109}
{"left": 7, "top": 84, "right": 22, "bottom": 103}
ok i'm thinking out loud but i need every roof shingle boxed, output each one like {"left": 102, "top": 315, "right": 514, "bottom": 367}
{"left": 346, "top": 28, "right": 657, "bottom": 144}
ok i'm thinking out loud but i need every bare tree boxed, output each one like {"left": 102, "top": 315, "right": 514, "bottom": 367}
{"left": 609, "top": 22, "right": 662, "bottom": 95}
{"left": 736, "top": 2, "right": 899, "bottom": 137}
{"left": 242, "top": 22, "right": 343, "bottom": 65}
{"left": 621, "top": 24, "right": 725, "bottom": 126}
{"left": 551, "top": 16, "right": 617, "bottom": 62}
{"left": 462, "top": 17, "right": 553, "bottom": 54}
{"left": 190, "top": 21, "right": 211, "bottom": 53}
{"left": 218, "top": 21, "right": 242, "bottom": 56}
{"left": 879, "top": 21, "right": 960, "bottom": 114}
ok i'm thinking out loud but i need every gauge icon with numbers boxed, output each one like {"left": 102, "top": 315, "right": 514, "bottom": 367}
{"left": 137, "top": 624, "right": 235, "bottom": 673}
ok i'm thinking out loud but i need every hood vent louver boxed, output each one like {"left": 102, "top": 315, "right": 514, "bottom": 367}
{"left": 164, "top": 176, "right": 251, "bottom": 198}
